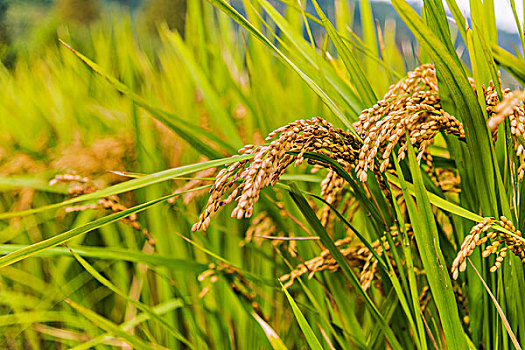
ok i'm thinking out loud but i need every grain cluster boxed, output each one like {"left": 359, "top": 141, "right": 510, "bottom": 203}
{"left": 192, "top": 117, "right": 359, "bottom": 231}
{"left": 488, "top": 89, "right": 525, "bottom": 179}
{"left": 189, "top": 64, "right": 525, "bottom": 285}
{"left": 451, "top": 216, "right": 525, "bottom": 280}
{"left": 279, "top": 226, "right": 412, "bottom": 290}
{"left": 49, "top": 174, "right": 155, "bottom": 244}
{"left": 353, "top": 64, "right": 465, "bottom": 181}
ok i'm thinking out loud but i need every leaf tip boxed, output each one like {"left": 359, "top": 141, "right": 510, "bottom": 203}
{"left": 58, "top": 39, "right": 75, "bottom": 52}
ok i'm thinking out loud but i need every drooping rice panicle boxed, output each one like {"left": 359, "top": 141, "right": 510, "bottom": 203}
{"left": 279, "top": 226, "right": 413, "bottom": 290}
{"left": 451, "top": 216, "right": 525, "bottom": 279}
{"left": 192, "top": 117, "right": 360, "bottom": 231}
{"left": 353, "top": 64, "right": 465, "bottom": 181}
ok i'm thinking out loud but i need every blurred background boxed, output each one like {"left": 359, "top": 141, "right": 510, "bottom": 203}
{"left": 1, "top": 0, "right": 186, "bottom": 66}
{"left": 2, "top": 0, "right": 523, "bottom": 69}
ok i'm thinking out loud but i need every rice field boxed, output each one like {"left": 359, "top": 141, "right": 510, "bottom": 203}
{"left": 0, "top": 1, "right": 524, "bottom": 349}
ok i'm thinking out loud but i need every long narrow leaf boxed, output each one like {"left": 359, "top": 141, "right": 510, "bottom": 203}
{"left": 281, "top": 282, "right": 324, "bottom": 350}
{"left": 205, "top": 0, "right": 352, "bottom": 129}
{"left": 394, "top": 141, "right": 468, "bottom": 349}
{"left": 0, "top": 155, "right": 251, "bottom": 219}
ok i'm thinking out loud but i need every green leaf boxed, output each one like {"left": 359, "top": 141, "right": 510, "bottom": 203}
{"left": 0, "top": 175, "right": 69, "bottom": 194}
{"left": 310, "top": 0, "right": 377, "bottom": 107}
{"left": 0, "top": 155, "right": 251, "bottom": 219}
{"left": 254, "top": 0, "right": 363, "bottom": 118}
{"left": 359, "top": 0, "right": 387, "bottom": 94}
{"left": 393, "top": 0, "right": 499, "bottom": 217}
{"left": 59, "top": 39, "right": 235, "bottom": 158}
{"left": 445, "top": 0, "right": 468, "bottom": 44}
{"left": 393, "top": 140, "right": 468, "bottom": 349}
{"left": 492, "top": 44, "right": 525, "bottom": 86}
{"left": 0, "top": 244, "right": 207, "bottom": 272}
{"left": 386, "top": 174, "right": 480, "bottom": 222}
{"left": 281, "top": 282, "right": 324, "bottom": 350}
{"left": 160, "top": 27, "right": 244, "bottom": 148}
{"left": 386, "top": 167, "right": 427, "bottom": 349}
{"left": 252, "top": 312, "right": 289, "bottom": 350}
{"left": 70, "top": 299, "right": 184, "bottom": 350}
{"left": 509, "top": 0, "right": 525, "bottom": 55}
{"left": 65, "top": 299, "right": 156, "bottom": 350}
{"left": 468, "top": 260, "right": 522, "bottom": 350}
{"left": 290, "top": 150, "right": 386, "bottom": 230}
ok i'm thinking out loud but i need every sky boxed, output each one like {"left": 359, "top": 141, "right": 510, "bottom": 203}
{"left": 373, "top": 0, "right": 524, "bottom": 33}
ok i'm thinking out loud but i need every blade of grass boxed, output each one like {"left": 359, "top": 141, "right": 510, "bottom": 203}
{"left": 387, "top": 159, "right": 427, "bottom": 349}
{"left": 310, "top": 0, "right": 377, "bottom": 107}
{"left": 509, "top": 0, "right": 525, "bottom": 55}
{"left": 289, "top": 150, "right": 386, "bottom": 230}
{"left": 69, "top": 299, "right": 184, "bottom": 350}
{"left": 205, "top": 0, "right": 352, "bottom": 130}
{"left": 386, "top": 174, "right": 480, "bottom": 221}
{"left": 0, "top": 190, "right": 183, "bottom": 268}
{"left": 359, "top": 0, "right": 386, "bottom": 94}
{"left": 393, "top": 0, "right": 500, "bottom": 217}
{"left": 290, "top": 269, "right": 363, "bottom": 349}
{"left": 0, "top": 175, "right": 69, "bottom": 194}
{"left": 59, "top": 39, "right": 235, "bottom": 158}
{"left": 0, "top": 244, "right": 207, "bottom": 272}
{"left": 160, "top": 27, "right": 243, "bottom": 148}
{"left": 444, "top": 0, "right": 468, "bottom": 44}
{"left": 492, "top": 44, "right": 525, "bottom": 86}
{"left": 251, "top": 311, "right": 288, "bottom": 350}
{"left": 281, "top": 282, "right": 323, "bottom": 350}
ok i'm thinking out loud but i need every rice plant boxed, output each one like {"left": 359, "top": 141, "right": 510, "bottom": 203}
{"left": 0, "top": 0, "right": 524, "bottom": 349}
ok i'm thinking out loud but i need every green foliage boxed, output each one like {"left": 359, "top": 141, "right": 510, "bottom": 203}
{"left": 0, "top": 1, "right": 524, "bottom": 349}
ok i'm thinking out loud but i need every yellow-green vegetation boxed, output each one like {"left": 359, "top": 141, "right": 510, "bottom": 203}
{"left": 0, "top": 1, "right": 524, "bottom": 349}
{"left": 56, "top": 0, "right": 101, "bottom": 25}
